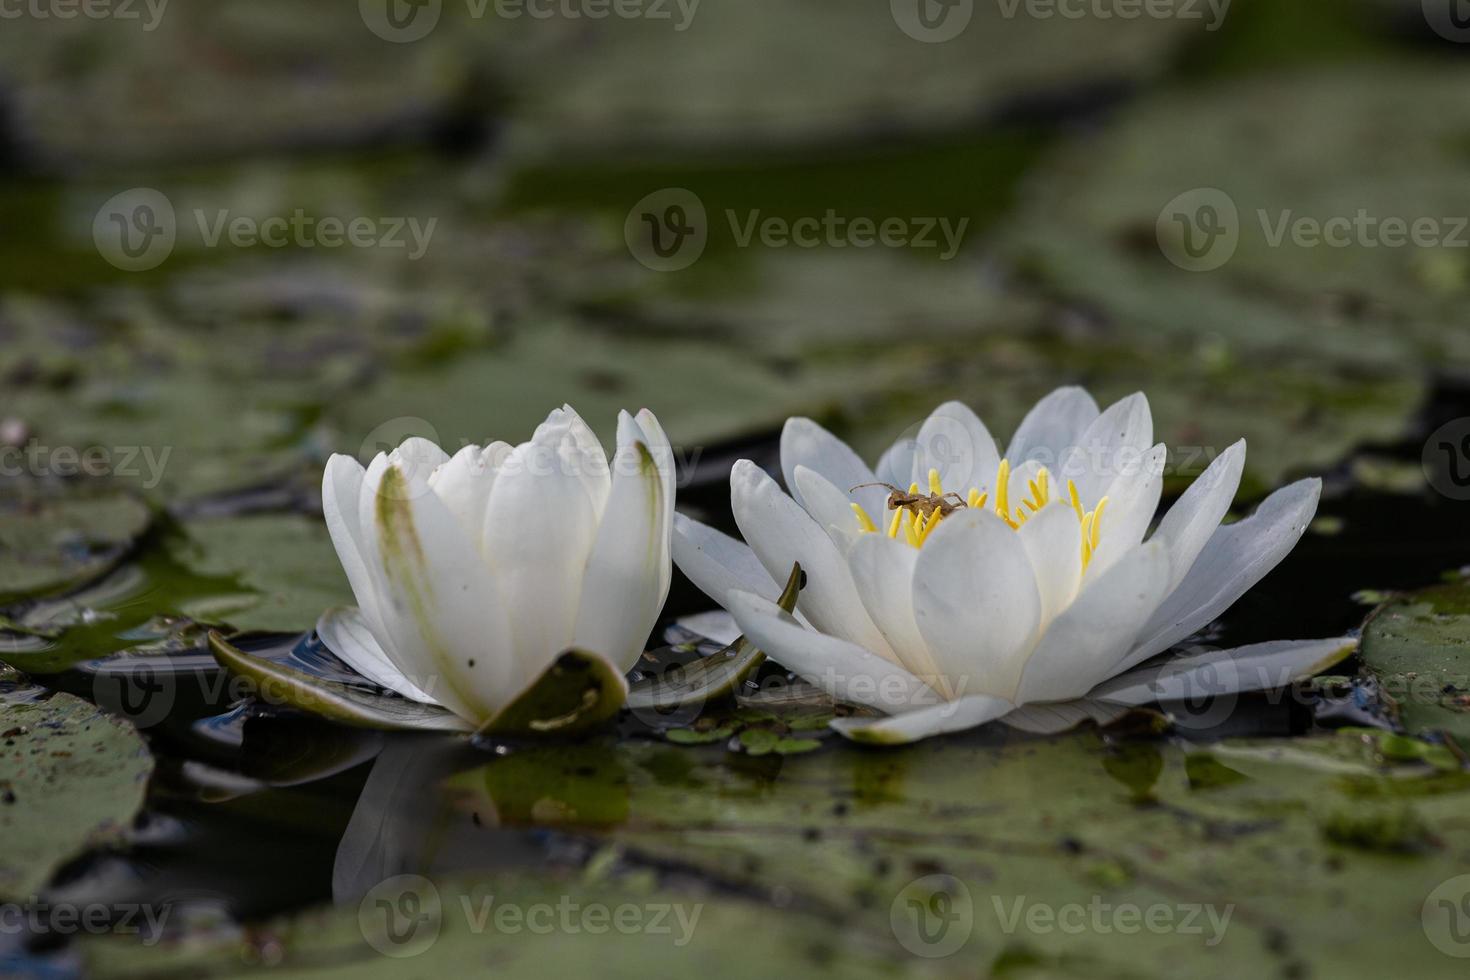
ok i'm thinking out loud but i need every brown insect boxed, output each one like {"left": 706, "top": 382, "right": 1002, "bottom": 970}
{"left": 851, "top": 483, "right": 969, "bottom": 521}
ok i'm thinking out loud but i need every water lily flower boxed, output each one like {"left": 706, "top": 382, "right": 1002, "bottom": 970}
{"left": 315, "top": 405, "right": 674, "bottom": 733}
{"left": 672, "top": 389, "right": 1354, "bottom": 744}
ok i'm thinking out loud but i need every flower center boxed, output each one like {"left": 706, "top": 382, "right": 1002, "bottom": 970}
{"left": 852, "top": 461, "right": 1109, "bottom": 568}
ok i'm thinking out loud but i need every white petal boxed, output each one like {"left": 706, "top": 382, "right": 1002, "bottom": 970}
{"left": 359, "top": 453, "right": 519, "bottom": 723}
{"left": 780, "top": 417, "right": 885, "bottom": 523}
{"left": 322, "top": 454, "right": 375, "bottom": 616}
{"left": 1000, "top": 700, "right": 1128, "bottom": 734}
{"left": 573, "top": 413, "right": 671, "bottom": 675}
{"left": 1014, "top": 540, "right": 1171, "bottom": 704}
{"left": 846, "top": 531, "right": 941, "bottom": 679}
{"left": 393, "top": 436, "right": 450, "bottom": 484}
{"left": 731, "top": 459, "right": 889, "bottom": 654}
{"left": 725, "top": 590, "right": 938, "bottom": 712}
{"left": 793, "top": 465, "right": 863, "bottom": 546}
{"left": 481, "top": 428, "right": 600, "bottom": 685}
{"left": 1116, "top": 478, "right": 1321, "bottom": 673}
{"left": 1058, "top": 392, "right": 1152, "bottom": 505}
{"left": 1151, "top": 440, "right": 1245, "bottom": 591}
{"left": 1083, "top": 442, "right": 1165, "bottom": 582}
{"left": 427, "top": 442, "right": 512, "bottom": 544}
{"left": 1016, "top": 502, "right": 1083, "bottom": 628}
{"left": 563, "top": 405, "right": 613, "bottom": 518}
{"left": 671, "top": 511, "right": 783, "bottom": 606}
{"left": 876, "top": 437, "right": 916, "bottom": 489}
{"left": 1005, "top": 386, "right": 1101, "bottom": 468}
{"left": 911, "top": 401, "right": 1001, "bottom": 496}
{"left": 670, "top": 610, "right": 741, "bottom": 646}
{"left": 830, "top": 695, "right": 1013, "bottom": 744}
{"left": 316, "top": 606, "right": 438, "bottom": 703}
{"left": 1092, "top": 635, "right": 1356, "bottom": 706}
{"left": 911, "top": 508, "right": 1041, "bottom": 700}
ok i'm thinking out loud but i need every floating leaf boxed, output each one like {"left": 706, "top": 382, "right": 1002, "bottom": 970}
{"left": 0, "top": 485, "right": 151, "bottom": 603}
{"left": 207, "top": 631, "right": 470, "bottom": 733}
{"left": 1359, "top": 579, "right": 1470, "bottom": 743}
{"left": 0, "top": 691, "right": 153, "bottom": 901}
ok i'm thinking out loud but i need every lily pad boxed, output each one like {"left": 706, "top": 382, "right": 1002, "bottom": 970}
{"left": 0, "top": 690, "right": 153, "bottom": 901}
{"left": 170, "top": 515, "right": 355, "bottom": 634}
{"left": 1359, "top": 578, "right": 1470, "bottom": 743}
{"left": 0, "top": 484, "right": 152, "bottom": 603}
{"left": 207, "top": 631, "right": 471, "bottom": 733}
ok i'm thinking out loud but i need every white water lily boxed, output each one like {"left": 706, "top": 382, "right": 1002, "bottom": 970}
{"left": 318, "top": 405, "right": 674, "bottom": 730}
{"left": 672, "top": 388, "right": 1354, "bottom": 744}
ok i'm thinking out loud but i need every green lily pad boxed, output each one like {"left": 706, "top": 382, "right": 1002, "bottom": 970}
{"left": 0, "top": 483, "right": 152, "bottom": 603}
{"left": 0, "top": 690, "right": 153, "bottom": 901}
{"left": 1359, "top": 578, "right": 1470, "bottom": 743}
{"left": 207, "top": 631, "right": 471, "bottom": 733}
{"left": 82, "top": 725, "right": 1470, "bottom": 977}
{"left": 170, "top": 514, "right": 355, "bottom": 634}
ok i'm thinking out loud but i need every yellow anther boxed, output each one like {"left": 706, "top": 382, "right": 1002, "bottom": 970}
{"left": 1068, "top": 479, "right": 1084, "bottom": 521}
{"left": 851, "top": 502, "right": 877, "bottom": 534}
{"left": 995, "top": 459, "right": 1011, "bottom": 522}
{"left": 1091, "top": 497, "right": 1108, "bottom": 551}
{"left": 928, "top": 468, "right": 944, "bottom": 497}
{"left": 887, "top": 506, "right": 904, "bottom": 539}
{"left": 967, "top": 488, "right": 983, "bottom": 509}
{"left": 903, "top": 510, "right": 922, "bottom": 548}
{"left": 974, "top": 491, "right": 988, "bottom": 510}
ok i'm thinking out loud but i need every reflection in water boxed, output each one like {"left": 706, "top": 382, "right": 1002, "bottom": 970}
{"left": 332, "top": 737, "right": 633, "bottom": 905}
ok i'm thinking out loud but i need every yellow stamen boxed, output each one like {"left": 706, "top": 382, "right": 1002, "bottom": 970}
{"left": 996, "top": 459, "right": 1011, "bottom": 522}
{"left": 851, "top": 502, "right": 877, "bottom": 534}
{"left": 887, "top": 506, "right": 904, "bottom": 539}
{"left": 903, "top": 510, "right": 922, "bottom": 548}
{"left": 1068, "top": 479, "right": 1084, "bottom": 521}
{"left": 928, "top": 468, "right": 944, "bottom": 497}
{"left": 1091, "top": 497, "right": 1108, "bottom": 551}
